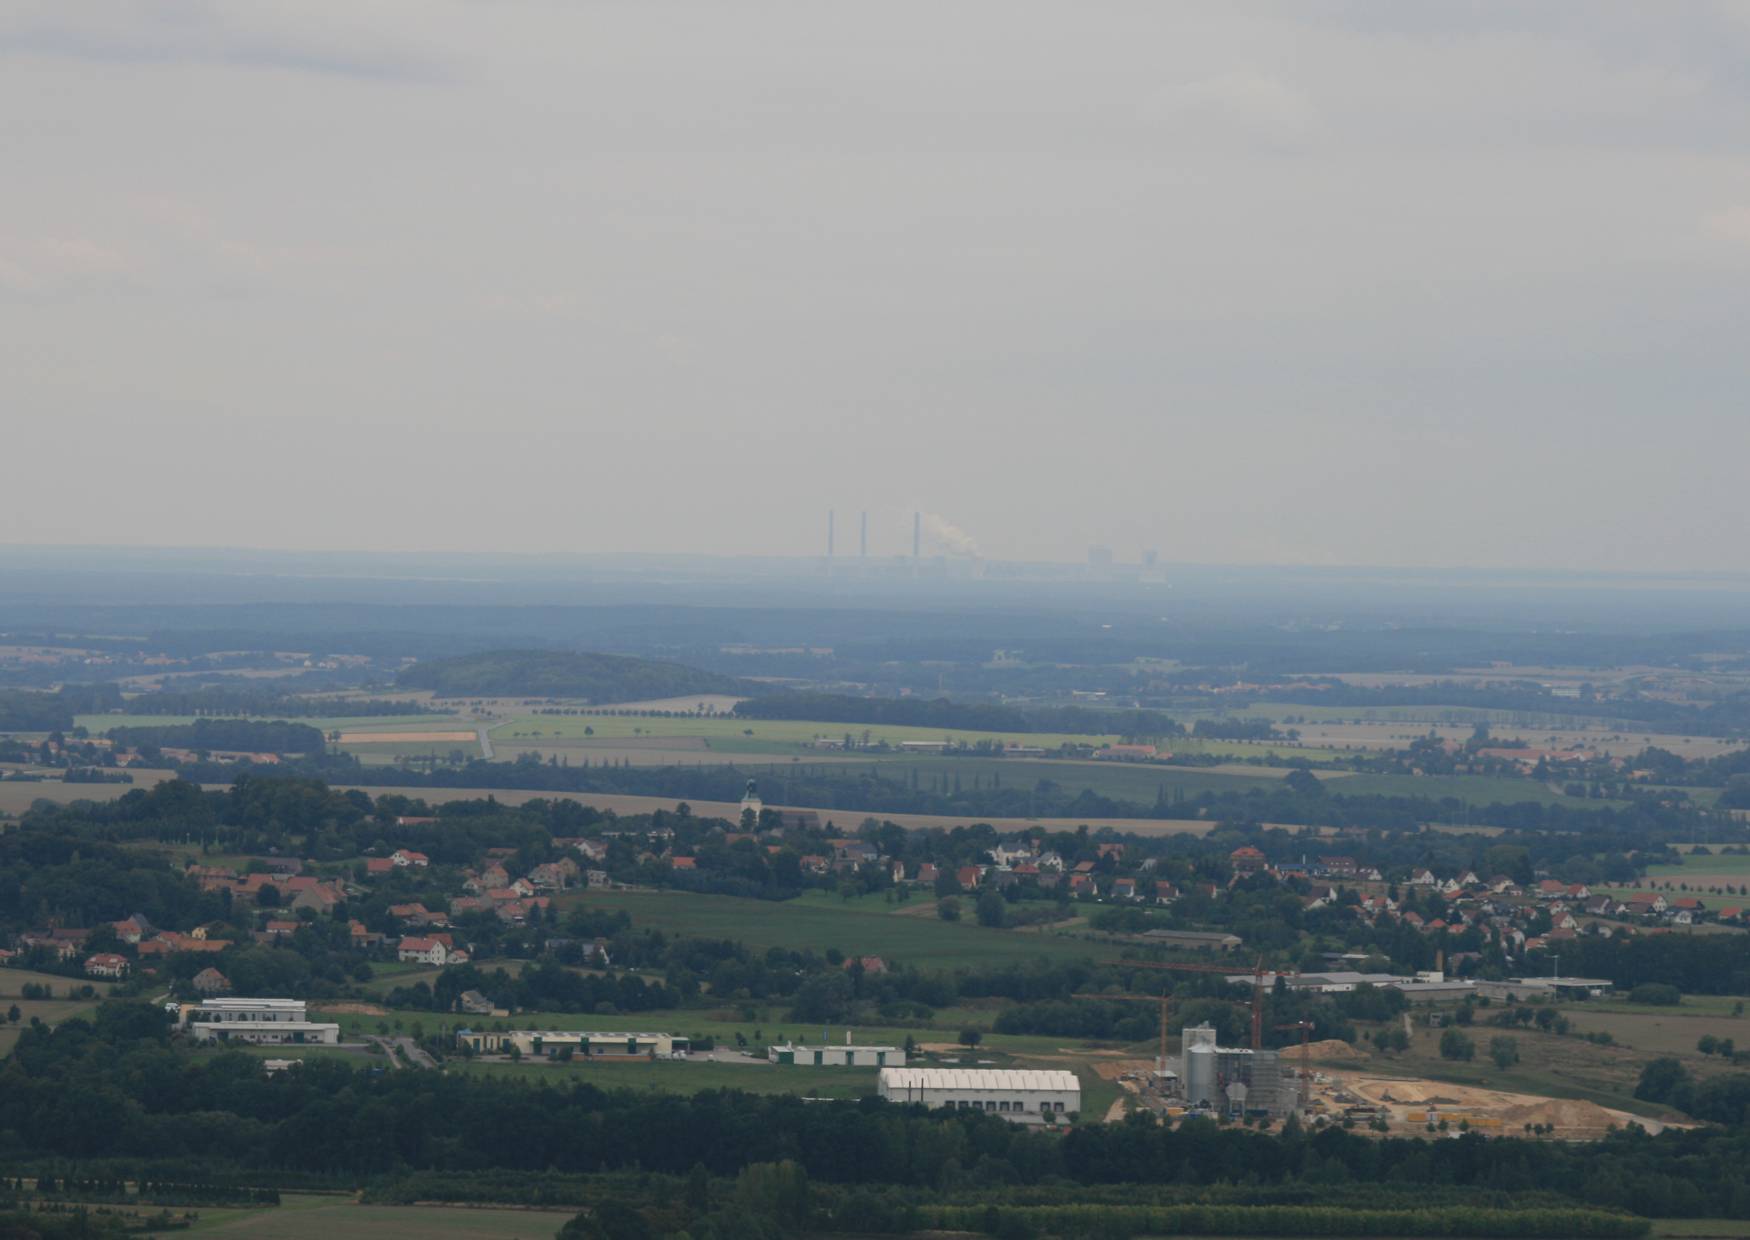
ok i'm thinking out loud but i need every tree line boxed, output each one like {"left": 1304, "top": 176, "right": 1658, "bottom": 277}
{"left": 5, "top": 1006, "right": 1750, "bottom": 1220}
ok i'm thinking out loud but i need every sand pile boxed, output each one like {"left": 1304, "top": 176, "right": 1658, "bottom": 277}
{"left": 1093, "top": 1059, "right": 1158, "bottom": 1080}
{"left": 1294, "top": 1039, "right": 1369, "bottom": 1062}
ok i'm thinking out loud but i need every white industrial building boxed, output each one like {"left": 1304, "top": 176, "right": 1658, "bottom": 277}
{"left": 182, "top": 998, "right": 342, "bottom": 1045}
{"left": 878, "top": 1067, "right": 1079, "bottom": 1122}
{"left": 769, "top": 1042, "right": 904, "bottom": 1067}
{"left": 455, "top": 1029, "right": 689, "bottom": 1058}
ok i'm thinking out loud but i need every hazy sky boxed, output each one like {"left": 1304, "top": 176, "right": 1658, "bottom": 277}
{"left": 4, "top": 2, "right": 1748, "bottom": 570}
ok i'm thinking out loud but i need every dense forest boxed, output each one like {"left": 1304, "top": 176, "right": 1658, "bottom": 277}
{"left": 176, "top": 750, "right": 1729, "bottom": 844}
{"left": 112, "top": 687, "right": 433, "bottom": 718}
{"left": 1, "top": 1007, "right": 1748, "bottom": 1223}
{"left": 105, "top": 718, "right": 326, "bottom": 755}
{"left": 0, "top": 686, "right": 122, "bottom": 732}
{"left": 397, "top": 650, "right": 746, "bottom": 701}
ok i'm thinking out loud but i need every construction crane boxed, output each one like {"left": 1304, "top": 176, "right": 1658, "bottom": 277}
{"left": 1070, "top": 990, "right": 1171, "bottom": 1078}
{"left": 1274, "top": 1019, "right": 1315, "bottom": 1080}
{"left": 1123, "top": 957, "right": 1270, "bottom": 1050}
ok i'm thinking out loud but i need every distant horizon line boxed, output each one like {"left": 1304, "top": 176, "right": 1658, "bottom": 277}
{"left": 2, "top": 541, "right": 1750, "bottom": 585}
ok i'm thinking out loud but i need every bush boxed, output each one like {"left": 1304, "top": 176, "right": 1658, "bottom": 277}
{"left": 1489, "top": 1036, "right": 1520, "bottom": 1069}
{"left": 1629, "top": 983, "right": 1682, "bottom": 1006}
{"left": 1439, "top": 1029, "right": 1475, "bottom": 1061}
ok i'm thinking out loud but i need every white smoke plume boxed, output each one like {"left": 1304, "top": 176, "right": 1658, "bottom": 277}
{"left": 922, "top": 512, "right": 981, "bottom": 557}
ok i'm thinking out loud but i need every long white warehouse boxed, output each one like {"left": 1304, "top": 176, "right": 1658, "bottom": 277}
{"left": 182, "top": 998, "right": 341, "bottom": 1045}
{"left": 878, "top": 1067, "right": 1080, "bottom": 1122}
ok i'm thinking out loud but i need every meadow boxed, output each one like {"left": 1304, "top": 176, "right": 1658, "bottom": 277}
{"left": 1561, "top": 1004, "right": 1750, "bottom": 1061}
{"left": 0, "top": 968, "right": 115, "bottom": 1056}
{"left": 164, "top": 1191, "right": 571, "bottom": 1238}
{"left": 1641, "top": 854, "right": 1750, "bottom": 890}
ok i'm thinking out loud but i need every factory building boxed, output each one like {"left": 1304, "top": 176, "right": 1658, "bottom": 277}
{"left": 769, "top": 1042, "right": 904, "bottom": 1067}
{"left": 1179, "top": 1024, "right": 1294, "bottom": 1118}
{"left": 455, "top": 1029, "right": 688, "bottom": 1058}
{"left": 181, "top": 997, "right": 342, "bottom": 1045}
{"left": 878, "top": 1067, "right": 1080, "bottom": 1123}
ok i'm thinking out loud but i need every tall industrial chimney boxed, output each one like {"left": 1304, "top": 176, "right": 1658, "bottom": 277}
{"left": 912, "top": 512, "right": 921, "bottom": 560}
{"left": 859, "top": 511, "right": 867, "bottom": 558}
{"left": 827, "top": 510, "right": 835, "bottom": 558}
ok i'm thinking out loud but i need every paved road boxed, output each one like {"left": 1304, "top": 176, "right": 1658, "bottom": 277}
{"left": 703, "top": 1048, "right": 769, "bottom": 1066}
{"left": 366, "top": 1035, "right": 439, "bottom": 1069}
{"left": 476, "top": 722, "right": 495, "bottom": 760}
{"left": 394, "top": 1035, "right": 438, "bottom": 1069}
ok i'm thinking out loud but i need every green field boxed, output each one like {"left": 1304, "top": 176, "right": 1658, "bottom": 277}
{"left": 561, "top": 888, "right": 1119, "bottom": 969}
{"left": 323, "top": 1000, "right": 1088, "bottom": 1060}
{"left": 1650, "top": 1221, "right": 1750, "bottom": 1238}
{"left": 1644, "top": 853, "right": 1750, "bottom": 877}
{"left": 1561, "top": 1002, "right": 1750, "bottom": 1060}
{"left": 162, "top": 1190, "right": 570, "bottom": 1237}
{"left": 0, "top": 968, "right": 114, "bottom": 1056}
{"left": 450, "top": 1056, "right": 878, "bottom": 1098}
{"left": 490, "top": 713, "right": 1125, "bottom": 752}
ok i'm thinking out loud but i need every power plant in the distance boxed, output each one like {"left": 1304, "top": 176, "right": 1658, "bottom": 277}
{"left": 822, "top": 511, "right": 985, "bottom": 578}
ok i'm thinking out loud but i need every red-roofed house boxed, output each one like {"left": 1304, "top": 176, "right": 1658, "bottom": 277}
{"left": 398, "top": 936, "right": 448, "bottom": 965}
{"left": 1230, "top": 847, "right": 1267, "bottom": 874}
{"left": 85, "top": 953, "right": 129, "bottom": 979}
{"left": 192, "top": 967, "right": 231, "bottom": 995}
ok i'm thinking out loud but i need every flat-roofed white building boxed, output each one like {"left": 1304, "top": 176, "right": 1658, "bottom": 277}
{"left": 183, "top": 998, "right": 341, "bottom": 1045}
{"left": 455, "top": 1029, "right": 688, "bottom": 1059}
{"left": 878, "top": 1067, "right": 1079, "bottom": 1122}
{"left": 769, "top": 1042, "right": 904, "bottom": 1067}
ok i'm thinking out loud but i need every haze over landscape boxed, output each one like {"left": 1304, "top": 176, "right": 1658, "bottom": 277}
{"left": 5, "top": 1, "right": 1750, "bottom": 568}
{"left": 9, "top": 6, "right": 1750, "bottom": 1240}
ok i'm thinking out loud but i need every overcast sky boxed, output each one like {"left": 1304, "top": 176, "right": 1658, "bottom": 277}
{"left": 4, "top": 2, "right": 1748, "bottom": 571}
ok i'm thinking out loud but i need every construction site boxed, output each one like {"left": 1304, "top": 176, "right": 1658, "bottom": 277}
{"left": 1081, "top": 960, "right": 1673, "bottom": 1137}
{"left": 1077, "top": 959, "right": 1303, "bottom": 1120}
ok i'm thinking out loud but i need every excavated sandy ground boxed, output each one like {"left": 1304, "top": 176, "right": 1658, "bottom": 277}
{"left": 1319, "top": 1069, "right": 1670, "bottom": 1135}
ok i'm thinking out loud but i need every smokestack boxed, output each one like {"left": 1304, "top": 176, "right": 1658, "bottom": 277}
{"left": 913, "top": 512, "right": 921, "bottom": 559}
{"left": 827, "top": 509, "right": 835, "bottom": 558}
{"left": 859, "top": 511, "right": 867, "bottom": 558}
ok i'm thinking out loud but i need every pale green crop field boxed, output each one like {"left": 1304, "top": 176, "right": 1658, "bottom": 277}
{"left": 489, "top": 713, "right": 1125, "bottom": 751}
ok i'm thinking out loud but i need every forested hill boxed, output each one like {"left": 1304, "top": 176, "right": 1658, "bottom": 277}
{"left": 396, "top": 649, "right": 745, "bottom": 702}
